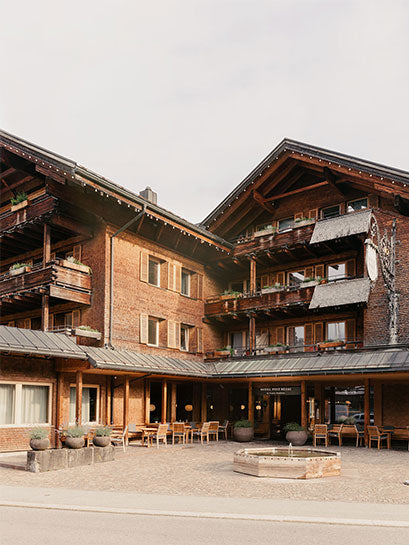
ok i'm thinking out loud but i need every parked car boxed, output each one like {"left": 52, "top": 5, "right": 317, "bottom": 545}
{"left": 352, "top": 412, "right": 374, "bottom": 425}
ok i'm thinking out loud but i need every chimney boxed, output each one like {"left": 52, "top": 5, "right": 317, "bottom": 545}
{"left": 139, "top": 186, "right": 157, "bottom": 205}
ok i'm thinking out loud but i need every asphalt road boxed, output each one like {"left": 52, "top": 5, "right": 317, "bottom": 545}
{"left": 1, "top": 506, "right": 409, "bottom": 545}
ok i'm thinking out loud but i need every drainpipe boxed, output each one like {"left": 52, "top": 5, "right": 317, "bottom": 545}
{"left": 109, "top": 204, "right": 146, "bottom": 347}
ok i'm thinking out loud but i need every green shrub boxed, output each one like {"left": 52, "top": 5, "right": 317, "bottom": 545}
{"left": 94, "top": 426, "right": 112, "bottom": 437}
{"left": 234, "top": 419, "right": 253, "bottom": 429}
{"left": 10, "top": 192, "right": 28, "bottom": 206}
{"left": 66, "top": 425, "right": 84, "bottom": 438}
{"left": 283, "top": 422, "right": 305, "bottom": 432}
{"left": 9, "top": 262, "right": 30, "bottom": 271}
{"left": 30, "top": 427, "right": 48, "bottom": 440}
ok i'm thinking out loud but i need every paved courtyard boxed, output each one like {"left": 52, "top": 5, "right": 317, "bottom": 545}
{"left": 1, "top": 440, "right": 408, "bottom": 504}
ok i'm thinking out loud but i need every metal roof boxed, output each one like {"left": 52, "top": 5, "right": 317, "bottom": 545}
{"left": 86, "top": 346, "right": 209, "bottom": 376}
{"left": 309, "top": 278, "right": 371, "bottom": 310}
{"left": 310, "top": 210, "right": 372, "bottom": 244}
{"left": 0, "top": 326, "right": 86, "bottom": 359}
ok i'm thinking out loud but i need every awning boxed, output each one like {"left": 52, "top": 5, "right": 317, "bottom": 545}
{"left": 310, "top": 210, "right": 372, "bottom": 244}
{"left": 309, "top": 278, "right": 371, "bottom": 310}
{"left": 0, "top": 326, "right": 86, "bottom": 359}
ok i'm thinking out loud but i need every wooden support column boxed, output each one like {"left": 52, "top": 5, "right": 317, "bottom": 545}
{"left": 171, "top": 382, "right": 177, "bottom": 422}
{"left": 374, "top": 382, "right": 383, "bottom": 427}
{"left": 193, "top": 384, "right": 201, "bottom": 422}
{"left": 75, "top": 370, "right": 83, "bottom": 425}
{"left": 364, "top": 379, "right": 370, "bottom": 445}
{"left": 249, "top": 256, "right": 257, "bottom": 294}
{"left": 301, "top": 381, "right": 307, "bottom": 429}
{"left": 41, "top": 294, "right": 49, "bottom": 331}
{"left": 248, "top": 315, "right": 256, "bottom": 354}
{"left": 248, "top": 382, "right": 254, "bottom": 425}
{"left": 43, "top": 223, "right": 51, "bottom": 266}
{"left": 201, "top": 383, "right": 207, "bottom": 422}
{"left": 123, "top": 376, "right": 129, "bottom": 443}
{"left": 105, "top": 376, "right": 111, "bottom": 425}
{"left": 144, "top": 379, "right": 150, "bottom": 424}
{"left": 55, "top": 372, "right": 64, "bottom": 448}
{"left": 314, "top": 383, "right": 324, "bottom": 424}
{"left": 161, "top": 379, "right": 167, "bottom": 423}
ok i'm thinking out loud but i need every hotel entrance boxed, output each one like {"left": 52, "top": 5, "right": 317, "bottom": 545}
{"left": 253, "top": 386, "right": 301, "bottom": 439}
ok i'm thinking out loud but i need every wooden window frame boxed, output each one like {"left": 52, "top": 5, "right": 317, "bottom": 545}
{"left": 181, "top": 269, "right": 191, "bottom": 297}
{"left": 180, "top": 324, "right": 189, "bottom": 352}
{"left": 147, "top": 317, "right": 160, "bottom": 347}
{"left": 69, "top": 384, "right": 100, "bottom": 425}
{"left": 321, "top": 204, "right": 341, "bottom": 219}
{"left": 148, "top": 257, "right": 161, "bottom": 287}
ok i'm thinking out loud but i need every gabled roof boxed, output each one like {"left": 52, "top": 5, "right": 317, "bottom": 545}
{"left": 201, "top": 138, "right": 409, "bottom": 228}
{"left": 309, "top": 278, "right": 371, "bottom": 310}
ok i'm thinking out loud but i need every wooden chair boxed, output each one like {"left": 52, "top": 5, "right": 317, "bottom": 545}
{"left": 367, "top": 425, "right": 390, "bottom": 449}
{"left": 151, "top": 423, "right": 168, "bottom": 448}
{"left": 313, "top": 424, "right": 328, "bottom": 447}
{"left": 208, "top": 421, "right": 219, "bottom": 441}
{"left": 218, "top": 420, "right": 229, "bottom": 440}
{"left": 193, "top": 422, "right": 210, "bottom": 444}
{"left": 172, "top": 422, "right": 186, "bottom": 445}
{"left": 111, "top": 426, "right": 127, "bottom": 452}
{"left": 342, "top": 424, "right": 364, "bottom": 447}
{"left": 328, "top": 423, "right": 343, "bottom": 446}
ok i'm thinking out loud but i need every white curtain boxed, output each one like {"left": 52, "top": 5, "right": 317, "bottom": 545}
{"left": 70, "top": 387, "right": 92, "bottom": 423}
{"left": 21, "top": 385, "right": 48, "bottom": 424}
{"left": 0, "top": 384, "right": 15, "bottom": 424}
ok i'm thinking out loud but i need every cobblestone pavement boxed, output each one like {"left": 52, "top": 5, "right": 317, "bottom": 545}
{"left": 1, "top": 441, "right": 408, "bottom": 504}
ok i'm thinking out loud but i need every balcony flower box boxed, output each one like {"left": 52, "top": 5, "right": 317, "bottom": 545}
{"left": 318, "top": 340, "right": 344, "bottom": 349}
{"left": 220, "top": 291, "right": 241, "bottom": 301}
{"left": 10, "top": 199, "right": 29, "bottom": 212}
{"left": 9, "top": 264, "right": 32, "bottom": 276}
{"left": 254, "top": 227, "right": 276, "bottom": 238}
{"left": 293, "top": 218, "right": 315, "bottom": 228}
{"left": 301, "top": 280, "right": 318, "bottom": 288}
{"left": 61, "top": 259, "right": 91, "bottom": 274}
{"left": 261, "top": 285, "right": 283, "bottom": 294}
{"left": 264, "top": 344, "right": 289, "bottom": 354}
{"left": 73, "top": 327, "right": 101, "bottom": 340}
{"left": 214, "top": 349, "right": 232, "bottom": 358}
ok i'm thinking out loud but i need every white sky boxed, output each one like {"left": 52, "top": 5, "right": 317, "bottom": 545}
{"left": 1, "top": 1, "right": 408, "bottom": 223}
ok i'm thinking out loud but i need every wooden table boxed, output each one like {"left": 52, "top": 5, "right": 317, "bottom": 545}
{"left": 141, "top": 427, "right": 158, "bottom": 447}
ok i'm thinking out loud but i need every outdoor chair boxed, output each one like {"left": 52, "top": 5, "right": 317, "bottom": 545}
{"left": 151, "top": 423, "right": 168, "bottom": 448}
{"left": 328, "top": 423, "right": 343, "bottom": 446}
{"left": 218, "top": 420, "right": 229, "bottom": 440}
{"left": 172, "top": 422, "right": 186, "bottom": 445}
{"left": 367, "top": 425, "right": 389, "bottom": 449}
{"left": 313, "top": 424, "right": 328, "bottom": 447}
{"left": 208, "top": 421, "right": 219, "bottom": 441}
{"left": 111, "top": 426, "right": 128, "bottom": 452}
{"left": 193, "top": 422, "right": 210, "bottom": 444}
{"left": 341, "top": 424, "right": 364, "bottom": 447}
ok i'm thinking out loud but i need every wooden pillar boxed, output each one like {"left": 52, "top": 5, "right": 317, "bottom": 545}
{"left": 55, "top": 372, "right": 64, "bottom": 447}
{"left": 301, "top": 380, "right": 307, "bottom": 429}
{"left": 364, "top": 379, "right": 370, "bottom": 445}
{"left": 105, "top": 376, "right": 111, "bottom": 425}
{"left": 249, "top": 315, "right": 256, "bottom": 353}
{"left": 201, "top": 383, "right": 207, "bottom": 422}
{"left": 192, "top": 383, "right": 201, "bottom": 422}
{"left": 144, "top": 379, "right": 150, "bottom": 424}
{"left": 41, "top": 295, "right": 49, "bottom": 331}
{"left": 123, "top": 376, "right": 129, "bottom": 442}
{"left": 161, "top": 379, "right": 167, "bottom": 423}
{"left": 314, "top": 383, "right": 324, "bottom": 424}
{"left": 248, "top": 382, "right": 254, "bottom": 425}
{"left": 171, "top": 382, "right": 177, "bottom": 422}
{"left": 249, "top": 256, "right": 257, "bottom": 294}
{"left": 43, "top": 223, "right": 51, "bottom": 266}
{"left": 329, "top": 386, "right": 336, "bottom": 423}
{"left": 75, "top": 370, "right": 83, "bottom": 425}
{"left": 374, "top": 382, "right": 383, "bottom": 427}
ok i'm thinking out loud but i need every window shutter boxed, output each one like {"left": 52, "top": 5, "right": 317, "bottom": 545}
{"left": 275, "top": 272, "right": 285, "bottom": 286}
{"left": 276, "top": 326, "right": 285, "bottom": 345}
{"left": 140, "top": 314, "right": 148, "bottom": 344}
{"left": 287, "top": 327, "right": 295, "bottom": 346}
{"left": 175, "top": 322, "right": 181, "bottom": 349}
{"left": 305, "top": 323, "right": 314, "bottom": 351}
{"left": 72, "top": 310, "right": 81, "bottom": 327}
{"left": 314, "top": 322, "right": 324, "bottom": 343}
{"left": 140, "top": 252, "right": 149, "bottom": 282}
{"left": 346, "top": 319, "right": 356, "bottom": 342}
{"left": 294, "top": 211, "right": 303, "bottom": 220}
{"left": 174, "top": 265, "right": 182, "bottom": 292}
{"left": 346, "top": 259, "right": 356, "bottom": 278}
{"left": 315, "top": 264, "right": 325, "bottom": 279}
{"left": 309, "top": 209, "right": 318, "bottom": 220}
{"left": 196, "top": 327, "right": 203, "bottom": 353}
{"left": 73, "top": 245, "right": 82, "bottom": 261}
{"left": 260, "top": 274, "right": 270, "bottom": 288}
{"left": 196, "top": 274, "right": 203, "bottom": 300}
{"left": 305, "top": 266, "right": 314, "bottom": 279}
{"left": 167, "top": 320, "right": 176, "bottom": 348}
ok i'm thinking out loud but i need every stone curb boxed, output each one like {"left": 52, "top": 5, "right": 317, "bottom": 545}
{"left": 2, "top": 501, "right": 409, "bottom": 528}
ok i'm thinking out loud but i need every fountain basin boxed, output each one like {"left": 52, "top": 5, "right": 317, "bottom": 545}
{"left": 234, "top": 447, "right": 341, "bottom": 479}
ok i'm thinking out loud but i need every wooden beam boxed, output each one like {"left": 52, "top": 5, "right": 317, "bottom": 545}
{"left": 249, "top": 256, "right": 257, "bottom": 294}
{"left": 201, "top": 383, "right": 207, "bottom": 422}
{"left": 171, "top": 382, "right": 177, "bottom": 422}
{"left": 323, "top": 167, "right": 346, "bottom": 197}
{"left": 265, "top": 181, "right": 328, "bottom": 203}
{"left": 41, "top": 294, "right": 49, "bottom": 331}
{"left": 50, "top": 215, "right": 93, "bottom": 238}
{"left": 75, "top": 370, "right": 83, "bottom": 425}
{"left": 161, "top": 379, "right": 167, "bottom": 423}
{"left": 123, "top": 376, "right": 129, "bottom": 443}
{"left": 144, "top": 379, "right": 150, "bottom": 424}
{"left": 0, "top": 167, "right": 16, "bottom": 180}
{"left": 248, "top": 382, "right": 254, "bottom": 425}
{"left": 374, "top": 381, "right": 383, "bottom": 427}
{"left": 56, "top": 372, "right": 64, "bottom": 447}
{"left": 43, "top": 223, "right": 51, "bottom": 266}
{"left": 301, "top": 380, "right": 307, "bottom": 429}
{"left": 252, "top": 189, "right": 275, "bottom": 212}
{"left": 364, "top": 378, "right": 370, "bottom": 445}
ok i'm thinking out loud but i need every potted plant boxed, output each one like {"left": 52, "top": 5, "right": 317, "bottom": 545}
{"left": 214, "top": 347, "right": 232, "bottom": 357}
{"left": 65, "top": 425, "right": 85, "bottom": 449}
{"left": 220, "top": 290, "right": 241, "bottom": 300}
{"left": 9, "top": 262, "right": 32, "bottom": 276}
{"left": 283, "top": 422, "right": 308, "bottom": 446}
{"left": 293, "top": 217, "right": 314, "bottom": 228}
{"left": 29, "top": 427, "right": 50, "bottom": 451}
{"left": 233, "top": 419, "right": 254, "bottom": 442}
{"left": 62, "top": 256, "right": 91, "bottom": 274}
{"left": 301, "top": 276, "right": 319, "bottom": 288}
{"left": 261, "top": 283, "right": 283, "bottom": 294}
{"left": 10, "top": 192, "right": 29, "bottom": 212}
{"left": 73, "top": 325, "right": 102, "bottom": 340}
{"left": 93, "top": 426, "right": 112, "bottom": 447}
{"left": 318, "top": 339, "right": 344, "bottom": 349}
{"left": 254, "top": 225, "right": 276, "bottom": 237}
{"left": 316, "top": 277, "right": 328, "bottom": 285}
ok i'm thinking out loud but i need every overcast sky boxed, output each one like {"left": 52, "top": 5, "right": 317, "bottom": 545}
{"left": 1, "top": 1, "right": 408, "bottom": 223}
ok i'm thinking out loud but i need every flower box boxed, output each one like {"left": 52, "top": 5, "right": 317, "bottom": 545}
{"left": 293, "top": 218, "right": 315, "bottom": 228}
{"left": 10, "top": 199, "right": 29, "bottom": 212}
{"left": 254, "top": 227, "right": 275, "bottom": 238}
{"left": 318, "top": 341, "right": 344, "bottom": 349}
{"left": 73, "top": 327, "right": 102, "bottom": 340}
{"left": 220, "top": 293, "right": 240, "bottom": 300}
{"left": 214, "top": 349, "right": 232, "bottom": 357}
{"left": 301, "top": 280, "right": 318, "bottom": 288}
{"left": 261, "top": 286, "right": 283, "bottom": 294}
{"left": 10, "top": 266, "right": 31, "bottom": 276}
{"left": 61, "top": 259, "right": 91, "bottom": 274}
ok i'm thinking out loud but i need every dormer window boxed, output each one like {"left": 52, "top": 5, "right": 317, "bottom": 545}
{"left": 278, "top": 217, "right": 293, "bottom": 233}
{"left": 321, "top": 205, "right": 340, "bottom": 219}
{"left": 347, "top": 198, "right": 368, "bottom": 213}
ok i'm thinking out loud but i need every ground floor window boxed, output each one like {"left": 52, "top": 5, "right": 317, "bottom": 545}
{"left": 0, "top": 382, "right": 51, "bottom": 426}
{"left": 69, "top": 386, "right": 99, "bottom": 424}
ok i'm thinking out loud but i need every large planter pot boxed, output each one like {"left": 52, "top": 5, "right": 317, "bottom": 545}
{"left": 29, "top": 438, "right": 50, "bottom": 451}
{"left": 61, "top": 259, "right": 91, "bottom": 274}
{"left": 233, "top": 427, "right": 254, "bottom": 442}
{"left": 93, "top": 436, "right": 110, "bottom": 447}
{"left": 65, "top": 437, "right": 85, "bottom": 449}
{"left": 285, "top": 431, "right": 308, "bottom": 446}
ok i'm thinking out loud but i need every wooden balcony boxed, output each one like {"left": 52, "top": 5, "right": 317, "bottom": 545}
{"left": 0, "top": 193, "right": 57, "bottom": 232}
{"left": 0, "top": 261, "right": 92, "bottom": 315}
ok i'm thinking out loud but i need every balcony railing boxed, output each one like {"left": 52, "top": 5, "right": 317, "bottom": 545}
{"left": 0, "top": 193, "right": 57, "bottom": 232}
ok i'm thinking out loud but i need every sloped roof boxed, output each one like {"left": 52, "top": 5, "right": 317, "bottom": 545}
{"left": 309, "top": 278, "right": 371, "bottom": 310}
{"left": 310, "top": 210, "right": 372, "bottom": 244}
{"left": 0, "top": 326, "right": 86, "bottom": 359}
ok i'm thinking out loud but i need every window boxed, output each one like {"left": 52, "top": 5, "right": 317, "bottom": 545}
{"left": 322, "top": 205, "right": 340, "bottom": 219}
{"left": 148, "top": 317, "right": 159, "bottom": 346}
{"left": 327, "top": 262, "right": 346, "bottom": 281}
{"left": 278, "top": 217, "right": 293, "bottom": 232}
{"left": 287, "top": 326, "right": 305, "bottom": 348}
{"left": 148, "top": 258, "right": 160, "bottom": 286}
{"left": 70, "top": 386, "right": 98, "bottom": 423}
{"left": 181, "top": 269, "right": 191, "bottom": 296}
{"left": 255, "top": 222, "right": 273, "bottom": 233}
{"left": 180, "top": 325, "right": 189, "bottom": 351}
{"left": 347, "top": 198, "right": 368, "bottom": 213}
{"left": 287, "top": 270, "right": 305, "bottom": 287}
{"left": 327, "top": 321, "right": 346, "bottom": 342}
{"left": 0, "top": 382, "right": 51, "bottom": 427}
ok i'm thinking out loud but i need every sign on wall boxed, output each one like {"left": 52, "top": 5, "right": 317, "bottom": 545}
{"left": 256, "top": 386, "right": 301, "bottom": 396}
